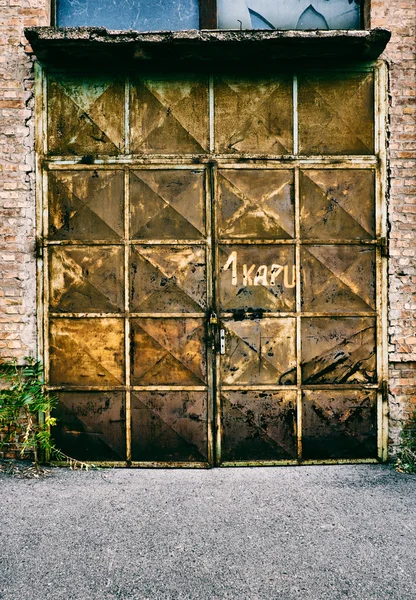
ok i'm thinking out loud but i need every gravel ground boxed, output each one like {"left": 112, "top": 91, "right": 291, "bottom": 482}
{"left": 0, "top": 464, "right": 415, "bottom": 600}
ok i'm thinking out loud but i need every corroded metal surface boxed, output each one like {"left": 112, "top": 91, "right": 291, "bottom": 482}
{"left": 302, "top": 390, "right": 377, "bottom": 459}
{"left": 53, "top": 391, "right": 126, "bottom": 461}
{"left": 217, "top": 169, "right": 294, "bottom": 239}
{"left": 301, "top": 318, "right": 376, "bottom": 384}
{"left": 219, "top": 245, "right": 296, "bottom": 312}
{"left": 130, "top": 246, "right": 207, "bottom": 313}
{"left": 215, "top": 76, "right": 293, "bottom": 154}
{"left": 130, "top": 76, "right": 209, "bottom": 154}
{"left": 48, "top": 170, "right": 124, "bottom": 240}
{"left": 131, "top": 391, "right": 207, "bottom": 461}
{"left": 298, "top": 72, "right": 375, "bottom": 155}
{"left": 130, "top": 169, "right": 205, "bottom": 239}
{"left": 49, "top": 318, "right": 125, "bottom": 386}
{"left": 131, "top": 318, "right": 207, "bottom": 385}
{"left": 300, "top": 169, "right": 375, "bottom": 240}
{"left": 220, "top": 319, "right": 296, "bottom": 385}
{"left": 221, "top": 391, "right": 297, "bottom": 461}
{"left": 49, "top": 246, "right": 125, "bottom": 313}
{"left": 47, "top": 74, "right": 124, "bottom": 155}
{"left": 40, "top": 66, "right": 386, "bottom": 465}
{"left": 301, "top": 246, "right": 376, "bottom": 313}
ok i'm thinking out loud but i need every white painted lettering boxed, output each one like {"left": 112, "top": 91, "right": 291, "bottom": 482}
{"left": 243, "top": 264, "right": 256, "bottom": 286}
{"left": 270, "top": 264, "right": 284, "bottom": 285}
{"left": 284, "top": 265, "right": 296, "bottom": 288}
{"left": 222, "top": 251, "right": 238, "bottom": 286}
{"left": 254, "top": 265, "right": 268, "bottom": 286}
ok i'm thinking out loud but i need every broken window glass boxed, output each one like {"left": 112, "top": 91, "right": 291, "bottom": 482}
{"left": 56, "top": 0, "right": 200, "bottom": 31}
{"left": 217, "top": 0, "right": 361, "bottom": 30}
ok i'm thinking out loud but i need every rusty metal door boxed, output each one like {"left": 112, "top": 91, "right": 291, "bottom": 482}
{"left": 38, "top": 65, "right": 387, "bottom": 466}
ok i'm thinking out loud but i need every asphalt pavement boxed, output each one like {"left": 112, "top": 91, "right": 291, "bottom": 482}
{"left": 1, "top": 464, "right": 415, "bottom": 599}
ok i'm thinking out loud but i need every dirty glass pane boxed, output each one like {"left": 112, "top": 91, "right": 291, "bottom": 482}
{"left": 57, "top": 0, "right": 199, "bottom": 31}
{"left": 218, "top": 0, "right": 361, "bottom": 30}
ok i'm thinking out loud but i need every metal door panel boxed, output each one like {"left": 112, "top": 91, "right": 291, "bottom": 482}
{"left": 220, "top": 391, "right": 297, "bottom": 462}
{"left": 48, "top": 170, "right": 125, "bottom": 241}
{"left": 130, "top": 75, "right": 209, "bottom": 154}
{"left": 130, "top": 246, "right": 207, "bottom": 313}
{"left": 302, "top": 390, "right": 377, "bottom": 459}
{"left": 214, "top": 75, "right": 293, "bottom": 154}
{"left": 49, "top": 246, "right": 125, "bottom": 313}
{"left": 220, "top": 318, "right": 296, "bottom": 385}
{"left": 300, "top": 169, "right": 375, "bottom": 240}
{"left": 219, "top": 245, "right": 296, "bottom": 312}
{"left": 217, "top": 169, "right": 294, "bottom": 239}
{"left": 52, "top": 391, "right": 126, "bottom": 461}
{"left": 298, "top": 72, "right": 375, "bottom": 155}
{"left": 49, "top": 318, "right": 125, "bottom": 386}
{"left": 301, "top": 246, "right": 376, "bottom": 313}
{"left": 301, "top": 318, "right": 376, "bottom": 385}
{"left": 131, "top": 318, "right": 207, "bottom": 386}
{"left": 130, "top": 169, "right": 205, "bottom": 240}
{"left": 47, "top": 74, "right": 124, "bottom": 156}
{"left": 131, "top": 391, "right": 207, "bottom": 462}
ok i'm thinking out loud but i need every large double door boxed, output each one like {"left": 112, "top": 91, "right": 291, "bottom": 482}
{"left": 40, "top": 66, "right": 387, "bottom": 465}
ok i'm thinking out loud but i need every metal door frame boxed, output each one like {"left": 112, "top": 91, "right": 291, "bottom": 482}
{"left": 35, "top": 61, "right": 389, "bottom": 466}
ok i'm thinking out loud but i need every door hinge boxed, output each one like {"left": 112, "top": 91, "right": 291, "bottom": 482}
{"left": 380, "top": 380, "right": 389, "bottom": 401}
{"left": 377, "top": 236, "right": 388, "bottom": 258}
{"left": 35, "top": 238, "right": 44, "bottom": 259}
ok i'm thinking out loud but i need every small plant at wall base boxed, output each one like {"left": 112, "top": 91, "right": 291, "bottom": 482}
{"left": 395, "top": 412, "right": 416, "bottom": 474}
{"left": 0, "top": 357, "right": 91, "bottom": 470}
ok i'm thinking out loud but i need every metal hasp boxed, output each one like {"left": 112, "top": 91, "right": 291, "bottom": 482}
{"left": 34, "top": 54, "right": 388, "bottom": 467}
{"left": 220, "top": 329, "right": 226, "bottom": 355}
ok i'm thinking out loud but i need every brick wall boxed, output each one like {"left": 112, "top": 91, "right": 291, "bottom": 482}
{"left": 0, "top": 1, "right": 49, "bottom": 458}
{"left": 0, "top": 0, "right": 415, "bottom": 458}
{"left": 372, "top": 0, "right": 416, "bottom": 450}
{"left": 0, "top": 0, "right": 49, "bottom": 362}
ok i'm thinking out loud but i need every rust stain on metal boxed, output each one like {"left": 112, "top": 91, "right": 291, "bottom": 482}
{"left": 40, "top": 66, "right": 386, "bottom": 466}
{"left": 47, "top": 74, "right": 124, "bottom": 156}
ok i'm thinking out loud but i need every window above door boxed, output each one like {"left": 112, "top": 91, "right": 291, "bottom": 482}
{"left": 54, "top": 0, "right": 363, "bottom": 31}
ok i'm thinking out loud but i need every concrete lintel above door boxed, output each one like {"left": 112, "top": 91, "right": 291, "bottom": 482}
{"left": 25, "top": 27, "right": 390, "bottom": 71}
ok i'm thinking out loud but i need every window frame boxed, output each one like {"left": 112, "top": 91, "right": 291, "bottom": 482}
{"left": 51, "top": 0, "right": 367, "bottom": 30}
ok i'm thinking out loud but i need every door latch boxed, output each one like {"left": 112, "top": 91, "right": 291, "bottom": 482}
{"left": 220, "top": 329, "right": 226, "bottom": 355}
